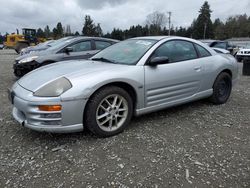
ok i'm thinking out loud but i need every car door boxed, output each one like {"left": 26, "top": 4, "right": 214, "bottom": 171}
{"left": 62, "top": 40, "right": 94, "bottom": 60}
{"left": 144, "top": 40, "right": 203, "bottom": 107}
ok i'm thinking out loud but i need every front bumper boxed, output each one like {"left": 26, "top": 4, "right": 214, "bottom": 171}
{"left": 236, "top": 55, "right": 250, "bottom": 60}
{"left": 13, "top": 61, "right": 40, "bottom": 76}
{"left": 10, "top": 83, "right": 86, "bottom": 133}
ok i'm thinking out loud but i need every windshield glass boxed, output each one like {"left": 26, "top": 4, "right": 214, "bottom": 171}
{"left": 46, "top": 37, "right": 74, "bottom": 51}
{"left": 91, "top": 39, "right": 157, "bottom": 65}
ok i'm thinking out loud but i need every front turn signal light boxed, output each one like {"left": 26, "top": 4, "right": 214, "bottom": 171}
{"left": 38, "top": 105, "right": 62, "bottom": 112}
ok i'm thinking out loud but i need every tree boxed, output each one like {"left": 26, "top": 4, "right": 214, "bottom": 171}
{"left": 82, "top": 15, "right": 96, "bottom": 36}
{"left": 44, "top": 25, "right": 51, "bottom": 38}
{"left": 65, "top": 25, "right": 72, "bottom": 36}
{"left": 75, "top": 31, "right": 80, "bottom": 36}
{"left": 213, "top": 18, "right": 226, "bottom": 39}
{"left": 95, "top": 23, "right": 103, "bottom": 37}
{"left": 56, "top": 22, "right": 64, "bottom": 38}
{"left": 37, "top": 28, "right": 45, "bottom": 38}
{"left": 146, "top": 11, "right": 167, "bottom": 35}
{"left": 52, "top": 28, "right": 58, "bottom": 38}
{"left": 192, "top": 1, "right": 214, "bottom": 39}
{"left": 110, "top": 28, "right": 124, "bottom": 40}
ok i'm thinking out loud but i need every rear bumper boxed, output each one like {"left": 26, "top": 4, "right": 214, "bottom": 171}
{"left": 10, "top": 83, "right": 86, "bottom": 133}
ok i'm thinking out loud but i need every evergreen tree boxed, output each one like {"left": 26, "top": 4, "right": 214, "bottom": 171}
{"left": 95, "top": 23, "right": 103, "bottom": 37}
{"left": 37, "top": 28, "right": 45, "bottom": 38}
{"left": 82, "top": 15, "right": 96, "bottom": 36}
{"left": 75, "top": 31, "right": 80, "bottom": 36}
{"left": 65, "top": 25, "right": 72, "bottom": 36}
{"left": 52, "top": 28, "right": 58, "bottom": 39}
{"left": 193, "top": 1, "right": 214, "bottom": 39}
{"left": 56, "top": 22, "right": 64, "bottom": 38}
{"left": 44, "top": 25, "right": 51, "bottom": 38}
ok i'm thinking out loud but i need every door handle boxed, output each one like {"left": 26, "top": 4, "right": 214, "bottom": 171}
{"left": 194, "top": 66, "right": 201, "bottom": 71}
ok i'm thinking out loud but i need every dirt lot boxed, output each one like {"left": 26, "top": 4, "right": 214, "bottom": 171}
{"left": 0, "top": 49, "right": 249, "bottom": 187}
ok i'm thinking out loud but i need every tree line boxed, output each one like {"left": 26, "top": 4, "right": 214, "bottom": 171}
{"left": 1, "top": 1, "right": 250, "bottom": 43}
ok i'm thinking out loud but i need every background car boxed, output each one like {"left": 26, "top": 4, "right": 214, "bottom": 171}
{"left": 235, "top": 44, "right": 250, "bottom": 62}
{"left": 9, "top": 36, "right": 238, "bottom": 137}
{"left": 0, "top": 44, "right": 4, "bottom": 50}
{"left": 209, "top": 40, "right": 239, "bottom": 56}
{"left": 14, "top": 37, "right": 119, "bottom": 77}
{"left": 212, "top": 47, "right": 230, "bottom": 54}
{"left": 19, "top": 37, "right": 75, "bottom": 55}
{"left": 20, "top": 40, "right": 55, "bottom": 55}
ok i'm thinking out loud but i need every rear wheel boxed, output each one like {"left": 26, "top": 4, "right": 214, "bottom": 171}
{"left": 209, "top": 72, "right": 232, "bottom": 104}
{"left": 84, "top": 86, "right": 133, "bottom": 137}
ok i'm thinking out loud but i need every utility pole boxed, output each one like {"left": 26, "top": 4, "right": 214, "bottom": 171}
{"left": 167, "top": 11, "right": 172, "bottom": 36}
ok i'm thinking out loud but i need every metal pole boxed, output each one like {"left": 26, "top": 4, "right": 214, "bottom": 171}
{"left": 167, "top": 12, "right": 172, "bottom": 36}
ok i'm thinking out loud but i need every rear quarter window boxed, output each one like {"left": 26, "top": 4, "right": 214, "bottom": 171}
{"left": 195, "top": 44, "right": 211, "bottom": 58}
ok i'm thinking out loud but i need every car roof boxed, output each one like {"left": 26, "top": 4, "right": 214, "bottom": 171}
{"left": 131, "top": 36, "right": 202, "bottom": 42}
{"left": 132, "top": 36, "right": 171, "bottom": 41}
{"left": 69, "top": 36, "right": 119, "bottom": 43}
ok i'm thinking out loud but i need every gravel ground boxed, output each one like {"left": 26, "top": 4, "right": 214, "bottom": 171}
{"left": 0, "top": 49, "right": 249, "bottom": 188}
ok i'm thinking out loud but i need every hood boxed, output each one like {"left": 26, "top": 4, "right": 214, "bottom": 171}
{"left": 16, "top": 49, "right": 53, "bottom": 61}
{"left": 17, "top": 60, "right": 124, "bottom": 92}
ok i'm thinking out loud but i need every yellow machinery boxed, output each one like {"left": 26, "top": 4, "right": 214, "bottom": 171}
{"left": 4, "top": 28, "right": 46, "bottom": 54}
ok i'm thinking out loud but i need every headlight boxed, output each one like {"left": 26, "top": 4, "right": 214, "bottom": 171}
{"left": 18, "top": 56, "right": 38, "bottom": 64}
{"left": 34, "top": 77, "right": 72, "bottom": 97}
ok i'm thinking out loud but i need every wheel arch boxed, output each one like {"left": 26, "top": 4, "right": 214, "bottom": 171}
{"left": 220, "top": 69, "right": 232, "bottom": 78}
{"left": 85, "top": 81, "right": 138, "bottom": 112}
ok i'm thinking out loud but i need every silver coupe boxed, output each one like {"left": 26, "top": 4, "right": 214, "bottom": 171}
{"left": 9, "top": 36, "right": 238, "bottom": 137}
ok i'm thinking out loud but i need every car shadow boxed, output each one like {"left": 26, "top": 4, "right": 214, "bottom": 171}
{"left": 21, "top": 99, "right": 213, "bottom": 143}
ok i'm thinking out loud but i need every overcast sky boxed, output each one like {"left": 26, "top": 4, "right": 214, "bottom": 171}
{"left": 0, "top": 0, "right": 249, "bottom": 35}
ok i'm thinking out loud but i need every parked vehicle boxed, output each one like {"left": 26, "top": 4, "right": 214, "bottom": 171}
{"left": 9, "top": 36, "right": 238, "bottom": 137}
{"left": 212, "top": 47, "right": 230, "bottom": 54}
{"left": 200, "top": 40, "right": 230, "bottom": 54}
{"left": 4, "top": 28, "right": 46, "bottom": 54}
{"left": 209, "top": 40, "right": 239, "bottom": 56}
{"left": 235, "top": 44, "right": 250, "bottom": 62}
{"left": 14, "top": 37, "right": 118, "bottom": 77}
{"left": 20, "top": 37, "right": 76, "bottom": 55}
{"left": 20, "top": 40, "right": 55, "bottom": 55}
{"left": 0, "top": 44, "right": 4, "bottom": 50}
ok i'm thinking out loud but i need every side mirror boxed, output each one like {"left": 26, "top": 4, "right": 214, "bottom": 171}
{"left": 148, "top": 56, "right": 169, "bottom": 66}
{"left": 64, "top": 47, "right": 73, "bottom": 54}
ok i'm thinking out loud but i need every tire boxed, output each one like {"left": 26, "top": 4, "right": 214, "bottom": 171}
{"left": 209, "top": 72, "right": 232, "bottom": 105}
{"left": 84, "top": 86, "right": 133, "bottom": 137}
{"left": 14, "top": 69, "right": 26, "bottom": 77}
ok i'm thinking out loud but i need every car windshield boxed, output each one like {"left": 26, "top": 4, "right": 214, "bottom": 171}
{"left": 46, "top": 38, "right": 74, "bottom": 51}
{"left": 91, "top": 39, "right": 157, "bottom": 65}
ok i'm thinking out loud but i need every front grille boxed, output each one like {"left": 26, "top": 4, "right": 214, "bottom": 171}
{"left": 245, "top": 51, "right": 250, "bottom": 54}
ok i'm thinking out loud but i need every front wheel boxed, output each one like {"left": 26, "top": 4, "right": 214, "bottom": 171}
{"left": 84, "top": 86, "right": 133, "bottom": 137}
{"left": 209, "top": 72, "right": 232, "bottom": 104}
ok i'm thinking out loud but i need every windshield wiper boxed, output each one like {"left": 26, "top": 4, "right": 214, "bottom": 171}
{"left": 91, "top": 57, "right": 117, "bottom": 64}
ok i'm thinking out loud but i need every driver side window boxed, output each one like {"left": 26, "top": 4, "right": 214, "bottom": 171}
{"left": 151, "top": 40, "right": 198, "bottom": 63}
{"left": 69, "top": 41, "right": 92, "bottom": 52}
